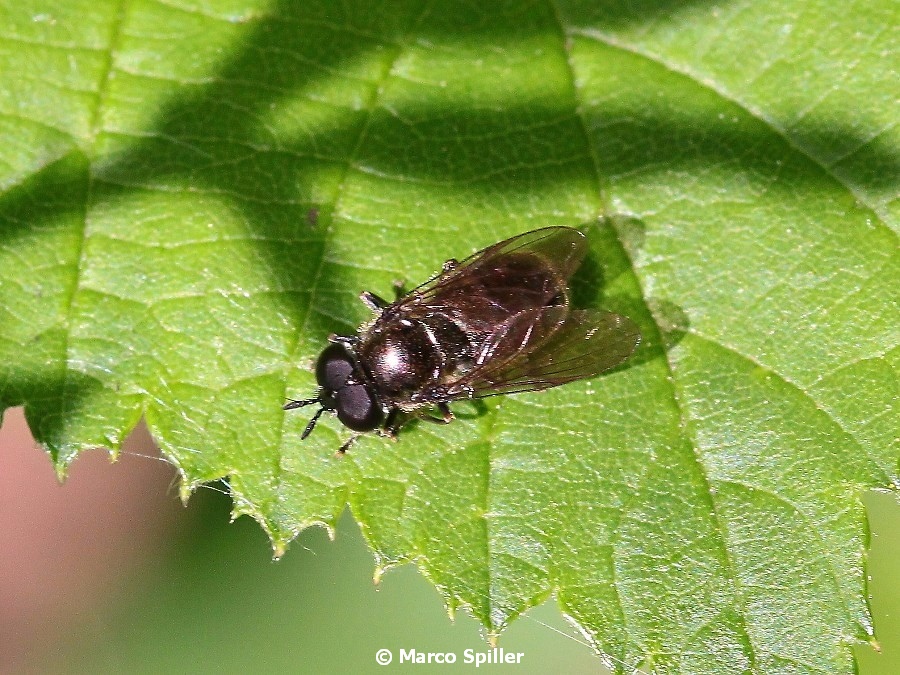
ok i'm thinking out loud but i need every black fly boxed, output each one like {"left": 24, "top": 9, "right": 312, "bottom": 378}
{"left": 285, "top": 227, "right": 641, "bottom": 453}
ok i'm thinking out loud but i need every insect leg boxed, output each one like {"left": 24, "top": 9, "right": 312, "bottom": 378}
{"left": 337, "top": 435, "right": 358, "bottom": 455}
{"left": 420, "top": 403, "right": 454, "bottom": 424}
{"left": 437, "top": 402, "right": 454, "bottom": 422}
{"left": 359, "top": 290, "right": 390, "bottom": 311}
{"left": 328, "top": 334, "right": 359, "bottom": 349}
{"left": 391, "top": 279, "right": 407, "bottom": 299}
{"left": 379, "top": 408, "right": 405, "bottom": 440}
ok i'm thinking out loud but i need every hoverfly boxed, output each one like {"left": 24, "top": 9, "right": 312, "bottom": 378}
{"left": 285, "top": 226, "right": 641, "bottom": 453}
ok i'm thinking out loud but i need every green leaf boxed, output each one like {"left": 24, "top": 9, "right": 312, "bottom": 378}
{"left": 0, "top": 0, "right": 896, "bottom": 672}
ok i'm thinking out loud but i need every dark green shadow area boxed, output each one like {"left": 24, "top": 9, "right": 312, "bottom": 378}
{"left": 0, "top": 152, "right": 125, "bottom": 461}
{"left": 570, "top": 217, "right": 688, "bottom": 371}
{"left": 0, "top": 0, "right": 893, "bottom": 355}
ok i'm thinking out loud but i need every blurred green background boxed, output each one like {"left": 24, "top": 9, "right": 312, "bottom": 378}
{"left": 1, "top": 408, "right": 897, "bottom": 674}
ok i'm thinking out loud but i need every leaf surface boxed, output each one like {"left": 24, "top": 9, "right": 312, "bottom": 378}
{"left": 0, "top": 1, "right": 896, "bottom": 672}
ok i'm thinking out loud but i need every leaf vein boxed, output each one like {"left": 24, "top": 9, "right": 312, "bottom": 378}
{"left": 685, "top": 327, "right": 892, "bottom": 486}
{"left": 277, "top": 28, "right": 410, "bottom": 531}
{"left": 568, "top": 25, "right": 892, "bottom": 227}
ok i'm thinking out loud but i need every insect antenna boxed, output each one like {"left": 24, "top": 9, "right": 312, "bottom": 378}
{"left": 283, "top": 397, "right": 327, "bottom": 439}
{"left": 283, "top": 397, "right": 320, "bottom": 410}
{"left": 301, "top": 406, "right": 326, "bottom": 439}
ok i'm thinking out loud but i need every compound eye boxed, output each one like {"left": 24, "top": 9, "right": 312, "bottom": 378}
{"left": 335, "top": 383, "right": 384, "bottom": 432}
{"left": 315, "top": 344, "right": 354, "bottom": 393}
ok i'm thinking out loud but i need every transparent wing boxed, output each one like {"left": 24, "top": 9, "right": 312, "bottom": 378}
{"left": 443, "top": 307, "right": 641, "bottom": 399}
{"left": 391, "top": 227, "right": 588, "bottom": 333}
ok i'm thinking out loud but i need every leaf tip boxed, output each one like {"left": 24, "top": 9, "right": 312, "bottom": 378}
{"left": 271, "top": 540, "right": 288, "bottom": 560}
{"left": 49, "top": 442, "right": 88, "bottom": 482}
{"left": 178, "top": 480, "right": 193, "bottom": 506}
{"left": 53, "top": 459, "right": 70, "bottom": 483}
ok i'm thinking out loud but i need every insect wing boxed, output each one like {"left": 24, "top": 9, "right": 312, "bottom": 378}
{"left": 446, "top": 307, "right": 641, "bottom": 398}
{"left": 393, "top": 227, "right": 588, "bottom": 331}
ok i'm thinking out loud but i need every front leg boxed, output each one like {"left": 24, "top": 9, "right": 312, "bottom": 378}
{"left": 328, "top": 333, "right": 359, "bottom": 350}
{"left": 360, "top": 280, "right": 409, "bottom": 312}
{"left": 360, "top": 290, "right": 390, "bottom": 311}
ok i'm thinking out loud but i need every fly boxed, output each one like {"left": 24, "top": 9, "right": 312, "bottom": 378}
{"left": 285, "top": 227, "right": 641, "bottom": 453}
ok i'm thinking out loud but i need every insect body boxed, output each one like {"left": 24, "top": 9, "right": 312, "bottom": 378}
{"left": 285, "top": 227, "right": 641, "bottom": 453}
